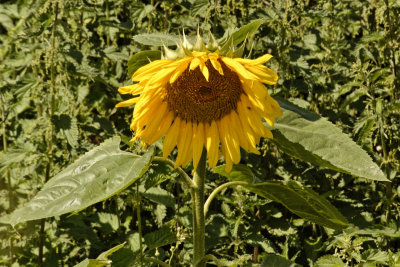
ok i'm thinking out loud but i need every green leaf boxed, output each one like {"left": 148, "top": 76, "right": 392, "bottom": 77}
{"left": 220, "top": 19, "right": 264, "bottom": 53}
{"left": 191, "top": 0, "right": 209, "bottom": 16}
{"left": 73, "top": 242, "right": 126, "bottom": 267}
{"left": 127, "top": 50, "right": 161, "bottom": 77}
{"left": 213, "top": 164, "right": 254, "bottom": 183}
{"left": 261, "top": 254, "right": 302, "bottom": 267}
{"left": 271, "top": 98, "right": 387, "bottom": 181}
{"left": 214, "top": 164, "right": 347, "bottom": 229}
{"left": 224, "top": 19, "right": 264, "bottom": 47}
{"left": 0, "top": 137, "right": 154, "bottom": 226}
{"left": 144, "top": 226, "right": 177, "bottom": 249}
{"left": 74, "top": 259, "right": 109, "bottom": 267}
{"left": 97, "top": 212, "right": 120, "bottom": 233}
{"left": 132, "top": 33, "right": 181, "bottom": 46}
{"left": 244, "top": 181, "right": 348, "bottom": 229}
{"left": 97, "top": 242, "right": 126, "bottom": 261}
{"left": 315, "top": 255, "right": 344, "bottom": 267}
{"left": 155, "top": 204, "right": 167, "bottom": 226}
{"left": 52, "top": 114, "right": 79, "bottom": 148}
{"left": 142, "top": 186, "right": 175, "bottom": 208}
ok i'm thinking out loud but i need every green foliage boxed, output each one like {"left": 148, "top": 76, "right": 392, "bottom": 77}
{"left": 0, "top": 137, "right": 153, "bottom": 226}
{"left": 272, "top": 98, "right": 387, "bottom": 181}
{"left": 1, "top": 0, "right": 399, "bottom": 266}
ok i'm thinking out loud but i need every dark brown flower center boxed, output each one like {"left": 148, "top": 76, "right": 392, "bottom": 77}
{"left": 165, "top": 59, "right": 244, "bottom": 122}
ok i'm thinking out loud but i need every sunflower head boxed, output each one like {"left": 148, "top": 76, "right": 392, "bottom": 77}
{"left": 117, "top": 29, "right": 282, "bottom": 172}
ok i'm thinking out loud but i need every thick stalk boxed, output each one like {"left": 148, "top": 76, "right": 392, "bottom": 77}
{"left": 192, "top": 150, "right": 207, "bottom": 267}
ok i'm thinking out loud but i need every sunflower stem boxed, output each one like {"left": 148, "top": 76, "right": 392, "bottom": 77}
{"left": 192, "top": 149, "right": 207, "bottom": 267}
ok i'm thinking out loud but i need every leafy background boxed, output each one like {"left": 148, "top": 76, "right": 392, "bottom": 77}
{"left": 1, "top": 0, "right": 399, "bottom": 266}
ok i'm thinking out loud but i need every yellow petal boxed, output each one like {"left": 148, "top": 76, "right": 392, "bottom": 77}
{"left": 192, "top": 122, "right": 205, "bottom": 170}
{"left": 147, "top": 111, "right": 174, "bottom": 144}
{"left": 201, "top": 65, "right": 209, "bottom": 81}
{"left": 139, "top": 101, "right": 168, "bottom": 142}
{"left": 189, "top": 57, "right": 202, "bottom": 71}
{"left": 220, "top": 139, "right": 233, "bottom": 173}
{"left": 175, "top": 121, "right": 193, "bottom": 168}
{"left": 205, "top": 120, "right": 220, "bottom": 168}
{"left": 210, "top": 58, "right": 224, "bottom": 75}
{"left": 234, "top": 54, "right": 273, "bottom": 65}
{"left": 148, "top": 66, "right": 179, "bottom": 85}
{"left": 132, "top": 60, "right": 173, "bottom": 81}
{"left": 221, "top": 57, "right": 258, "bottom": 80}
{"left": 162, "top": 118, "right": 181, "bottom": 159}
{"left": 229, "top": 111, "right": 249, "bottom": 152}
{"left": 218, "top": 115, "right": 240, "bottom": 164}
{"left": 244, "top": 65, "right": 278, "bottom": 85}
{"left": 115, "top": 97, "right": 139, "bottom": 107}
{"left": 118, "top": 84, "right": 139, "bottom": 94}
{"left": 169, "top": 58, "right": 192, "bottom": 84}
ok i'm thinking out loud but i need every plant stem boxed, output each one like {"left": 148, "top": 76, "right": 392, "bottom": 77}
{"left": 204, "top": 181, "right": 249, "bottom": 217}
{"left": 192, "top": 149, "right": 207, "bottom": 267}
{"left": 385, "top": 0, "right": 398, "bottom": 100}
{"left": 136, "top": 182, "right": 144, "bottom": 266}
{"left": 379, "top": 117, "right": 392, "bottom": 219}
{"left": 39, "top": 3, "right": 58, "bottom": 266}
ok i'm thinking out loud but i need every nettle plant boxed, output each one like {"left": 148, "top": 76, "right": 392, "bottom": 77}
{"left": 1, "top": 21, "right": 387, "bottom": 266}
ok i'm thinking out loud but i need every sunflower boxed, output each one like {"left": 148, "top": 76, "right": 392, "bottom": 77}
{"left": 117, "top": 33, "right": 282, "bottom": 172}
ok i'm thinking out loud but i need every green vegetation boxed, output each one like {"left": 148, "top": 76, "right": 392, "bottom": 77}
{"left": 1, "top": 0, "right": 399, "bottom": 266}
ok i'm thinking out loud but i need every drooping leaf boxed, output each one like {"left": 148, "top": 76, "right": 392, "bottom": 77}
{"left": 214, "top": 165, "right": 348, "bottom": 229}
{"left": 245, "top": 181, "right": 348, "bottom": 230}
{"left": 127, "top": 50, "right": 162, "bottom": 77}
{"left": 0, "top": 137, "right": 154, "bottom": 226}
{"left": 270, "top": 98, "right": 387, "bottom": 181}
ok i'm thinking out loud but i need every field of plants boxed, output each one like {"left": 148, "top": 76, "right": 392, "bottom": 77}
{"left": 1, "top": 0, "right": 400, "bottom": 266}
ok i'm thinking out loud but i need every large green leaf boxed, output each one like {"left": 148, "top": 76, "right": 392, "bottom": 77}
{"left": 245, "top": 181, "right": 348, "bottom": 230}
{"left": 215, "top": 165, "right": 348, "bottom": 229}
{"left": 0, "top": 137, "right": 153, "bottom": 226}
{"left": 132, "top": 33, "right": 181, "bottom": 46}
{"left": 270, "top": 98, "right": 387, "bottom": 181}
